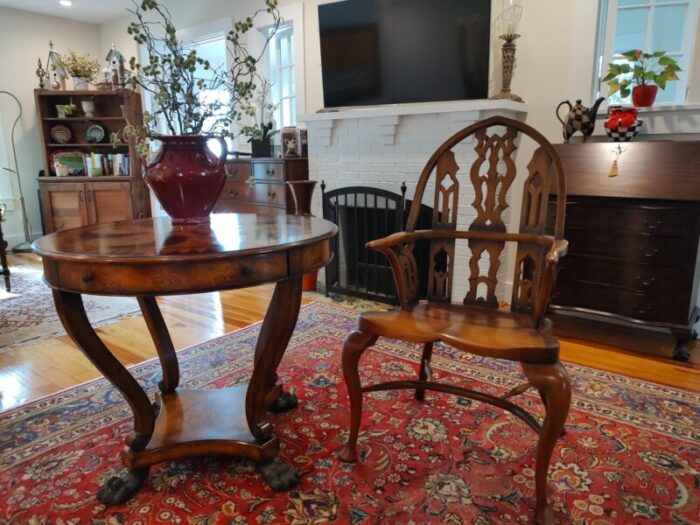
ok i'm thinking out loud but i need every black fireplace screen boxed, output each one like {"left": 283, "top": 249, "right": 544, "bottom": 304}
{"left": 321, "top": 183, "right": 432, "bottom": 304}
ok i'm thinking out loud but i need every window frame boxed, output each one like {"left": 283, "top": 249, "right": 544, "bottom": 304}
{"left": 595, "top": 0, "right": 700, "bottom": 105}
{"left": 269, "top": 22, "right": 296, "bottom": 128}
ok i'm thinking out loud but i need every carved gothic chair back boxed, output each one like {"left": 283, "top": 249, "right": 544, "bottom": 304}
{"left": 401, "top": 115, "right": 566, "bottom": 322}
{"left": 339, "top": 116, "right": 571, "bottom": 525}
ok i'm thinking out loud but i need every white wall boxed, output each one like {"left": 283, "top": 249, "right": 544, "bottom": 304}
{"left": 0, "top": 6, "right": 102, "bottom": 246}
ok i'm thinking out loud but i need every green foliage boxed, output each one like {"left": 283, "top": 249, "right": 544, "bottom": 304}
{"left": 602, "top": 50, "right": 681, "bottom": 98}
{"left": 125, "top": 0, "right": 280, "bottom": 141}
{"left": 58, "top": 50, "right": 101, "bottom": 81}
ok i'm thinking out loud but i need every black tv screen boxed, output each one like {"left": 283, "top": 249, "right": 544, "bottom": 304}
{"left": 318, "top": 0, "right": 491, "bottom": 108}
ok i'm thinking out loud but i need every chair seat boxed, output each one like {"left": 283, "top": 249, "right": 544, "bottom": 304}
{"left": 358, "top": 302, "right": 559, "bottom": 363}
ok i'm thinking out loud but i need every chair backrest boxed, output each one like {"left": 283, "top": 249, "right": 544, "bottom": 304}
{"left": 405, "top": 116, "right": 566, "bottom": 314}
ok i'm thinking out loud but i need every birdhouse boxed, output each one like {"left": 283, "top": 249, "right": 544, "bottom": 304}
{"left": 105, "top": 44, "right": 127, "bottom": 87}
{"left": 47, "top": 42, "right": 66, "bottom": 90}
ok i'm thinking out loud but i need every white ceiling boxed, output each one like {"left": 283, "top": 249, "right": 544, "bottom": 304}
{"left": 0, "top": 0, "right": 134, "bottom": 24}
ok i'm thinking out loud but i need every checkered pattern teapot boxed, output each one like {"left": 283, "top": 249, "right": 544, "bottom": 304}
{"left": 556, "top": 97, "right": 605, "bottom": 143}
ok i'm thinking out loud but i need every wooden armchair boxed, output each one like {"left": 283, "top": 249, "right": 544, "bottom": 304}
{"left": 339, "top": 116, "right": 570, "bottom": 524}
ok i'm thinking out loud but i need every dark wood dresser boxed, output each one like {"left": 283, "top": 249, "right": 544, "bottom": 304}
{"left": 214, "top": 157, "right": 308, "bottom": 215}
{"left": 549, "top": 142, "right": 700, "bottom": 361}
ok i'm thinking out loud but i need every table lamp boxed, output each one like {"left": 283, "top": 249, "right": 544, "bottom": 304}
{"left": 490, "top": 0, "right": 524, "bottom": 102}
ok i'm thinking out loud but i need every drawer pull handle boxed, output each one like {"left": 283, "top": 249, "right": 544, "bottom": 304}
{"left": 247, "top": 177, "right": 256, "bottom": 188}
{"left": 228, "top": 189, "right": 240, "bottom": 197}
{"left": 267, "top": 191, "right": 277, "bottom": 201}
{"left": 241, "top": 267, "right": 253, "bottom": 276}
{"left": 82, "top": 274, "right": 94, "bottom": 283}
{"left": 644, "top": 249, "right": 659, "bottom": 257}
{"left": 266, "top": 169, "right": 276, "bottom": 177}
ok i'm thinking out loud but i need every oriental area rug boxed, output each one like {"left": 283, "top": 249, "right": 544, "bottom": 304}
{"left": 0, "top": 265, "right": 140, "bottom": 350}
{"left": 0, "top": 303, "right": 698, "bottom": 524}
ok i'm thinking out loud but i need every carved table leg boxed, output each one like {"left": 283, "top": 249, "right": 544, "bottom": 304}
{"left": 246, "top": 277, "right": 302, "bottom": 491}
{"left": 53, "top": 290, "right": 155, "bottom": 504}
{"left": 138, "top": 296, "right": 179, "bottom": 394}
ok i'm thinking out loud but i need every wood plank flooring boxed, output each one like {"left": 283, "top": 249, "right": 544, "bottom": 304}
{"left": 0, "top": 253, "right": 697, "bottom": 412}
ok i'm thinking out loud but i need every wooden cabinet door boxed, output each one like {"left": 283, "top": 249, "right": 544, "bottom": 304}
{"left": 39, "top": 182, "right": 89, "bottom": 233}
{"left": 87, "top": 182, "right": 133, "bottom": 225}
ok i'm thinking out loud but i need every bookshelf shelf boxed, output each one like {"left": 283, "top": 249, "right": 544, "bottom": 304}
{"left": 35, "top": 89, "right": 150, "bottom": 233}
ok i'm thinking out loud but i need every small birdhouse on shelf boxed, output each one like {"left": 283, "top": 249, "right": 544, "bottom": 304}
{"left": 104, "top": 44, "right": 128, "bottom": 87}
{"left": 47, "top": 41, "right": 66, "bottom": 90}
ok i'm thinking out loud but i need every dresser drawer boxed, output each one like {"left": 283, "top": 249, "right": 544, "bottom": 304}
{"left": 558, "top": 254, "right": 685, "bottom": 295}
{"left": 225, "top": 161, "right": 252, "bottom": 181}
{"left": 564, "top": 228, "right": 693, "bottom": 267}
{"left": 217, "top": 180, "right": 285, "bottom": 206}
{"left": 549, "top": 200, "right": 694, "bottom": 239}
{"left": 552, "top": 279, "right": 688, "bottom": 324}
{"left": 252, "top": 161, "right": 285, "bottom": 182}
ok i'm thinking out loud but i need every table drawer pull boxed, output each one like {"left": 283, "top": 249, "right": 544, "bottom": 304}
{"left": 82, "top": 274, "right": 94, "bottom": 283}
{"left": 241, "top": 266, "right": 253, "bottom": 276}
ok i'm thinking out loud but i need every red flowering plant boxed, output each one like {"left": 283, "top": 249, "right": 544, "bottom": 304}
{"left": 602, "top": 49, "right": 681, "bottom": 98}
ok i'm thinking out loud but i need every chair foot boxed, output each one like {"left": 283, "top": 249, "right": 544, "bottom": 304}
{"left": 341, "top": 330, "right": 377, "bottom": 465}
{"left": 522, "top": 362, "right": 571, "bottom": 525}
{"left": 534, "top": 505, "right": 556, "bottom": 525}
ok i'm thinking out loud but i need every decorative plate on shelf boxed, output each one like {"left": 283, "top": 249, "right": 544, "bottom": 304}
{"left": 50, "top": 151, "right": 86, "bottom": 177}
{"left": 49, "top": 124, "right": 72, "bottom": 144}
{"left": 85, "top": 124, "right": 106, "bottom": 144}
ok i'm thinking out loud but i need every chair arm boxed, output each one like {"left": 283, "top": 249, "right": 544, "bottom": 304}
{"left": 534, "top": 238, "right": 569, "bottom": 324}
{"left": 368, "top": 238, "right": 420, "bottom": 309}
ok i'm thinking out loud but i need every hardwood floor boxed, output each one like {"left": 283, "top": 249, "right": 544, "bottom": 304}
{"left": 0, "top": 253, "right": 698, "bottom": 412}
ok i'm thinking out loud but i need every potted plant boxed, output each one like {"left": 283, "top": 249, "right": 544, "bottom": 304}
{"left": 602, "top": 50, "right": 681, "bottom": 107}
{"left": 239, "top": 78, "right": 279, "bottom": 157}
{"left": 58, "top": 50, "right": 101, "bottom": 90}
{"left": 123, "top": 0, "right": 280, "bottom": 223}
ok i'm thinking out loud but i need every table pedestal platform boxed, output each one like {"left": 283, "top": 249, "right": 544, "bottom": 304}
{"left": 98, "top": 387, "right": 300, "bottom": 505}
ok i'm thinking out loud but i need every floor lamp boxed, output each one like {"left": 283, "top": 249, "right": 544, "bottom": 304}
{"left": 0, "top": 91, "right": 33, "bottom": 252}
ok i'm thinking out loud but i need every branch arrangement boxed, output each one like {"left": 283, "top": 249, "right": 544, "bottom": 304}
{"left": 125, "top": 0, "right": 280, "bottom": 137}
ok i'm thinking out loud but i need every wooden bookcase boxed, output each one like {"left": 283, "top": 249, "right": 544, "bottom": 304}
{"left": 35, "top": 89, "right": 150, "bottom": 233}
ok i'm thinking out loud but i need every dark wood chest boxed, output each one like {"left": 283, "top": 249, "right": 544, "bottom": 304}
{"left": 214, "top": 157, "right": 308, "bottom": 215}
{"left": 549, "top": 142, "right": 700, "bottom": 360}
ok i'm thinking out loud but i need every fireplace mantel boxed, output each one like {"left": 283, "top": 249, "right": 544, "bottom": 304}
{"left": 301, "top": 99, "right": 527, "bottom": 122}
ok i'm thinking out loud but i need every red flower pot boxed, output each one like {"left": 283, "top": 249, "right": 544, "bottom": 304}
{"left": 632, "top": 85, "right": 658, "bottom": 108}
{"left": 145, "top": 135, "right": 227, "bottom": 224}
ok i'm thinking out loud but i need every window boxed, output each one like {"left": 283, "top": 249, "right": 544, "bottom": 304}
{"left": 269, "top": 22, "right": 296, "bottom": 127}
{"left": 595, "top": 0, "right": 699, "bottom": 105}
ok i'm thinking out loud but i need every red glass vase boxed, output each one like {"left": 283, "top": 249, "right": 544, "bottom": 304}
{"left": 145, "top": 135, "right": 227, "bottom": 224}
{"left": 632, "top": 85, "right": 658, "bottom": 108}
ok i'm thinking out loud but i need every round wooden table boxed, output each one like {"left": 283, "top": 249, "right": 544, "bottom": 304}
{"left": 32, "top": 213, "right": 337, "bottom": 504}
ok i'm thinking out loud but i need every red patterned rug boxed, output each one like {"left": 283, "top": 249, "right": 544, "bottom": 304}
{"left": 0, "top": 302, "right": 698, "bottom": 524}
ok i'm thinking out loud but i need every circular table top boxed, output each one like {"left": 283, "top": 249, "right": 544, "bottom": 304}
{"left": 33, "top": 213, "right": 337, "bottom": 264}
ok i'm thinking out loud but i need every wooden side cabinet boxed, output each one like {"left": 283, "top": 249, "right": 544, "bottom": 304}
{"left": 39, "top": 178, "right": 149, "bottom": 233}
{"left": 214, "top": 157, "right": 308, "bottom": 215}
{"left": 549, "top": 141, "right": 700, "bottom": 361}
{"left": 35, "top": 89, "right": 150, "bottom": 233}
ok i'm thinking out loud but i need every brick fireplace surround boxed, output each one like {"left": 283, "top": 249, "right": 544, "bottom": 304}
{"left": 300, "top": 100, "right": 528, "bottom": 301}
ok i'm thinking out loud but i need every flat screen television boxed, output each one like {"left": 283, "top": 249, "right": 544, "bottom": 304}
{"left": 318, "top": 0, "right": 491, "bottom": 108}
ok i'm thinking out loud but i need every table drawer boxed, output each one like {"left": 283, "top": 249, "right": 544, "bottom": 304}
{"left": 252, "top": 161, "right": 285, "bottom": 182}
{"left": 225, "top": 161, "right": 252, "bottom": 182}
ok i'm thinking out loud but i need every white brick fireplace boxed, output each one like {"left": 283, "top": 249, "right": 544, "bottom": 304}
{"left": 300, "top": 100, "right": 528, "bottom": 301}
